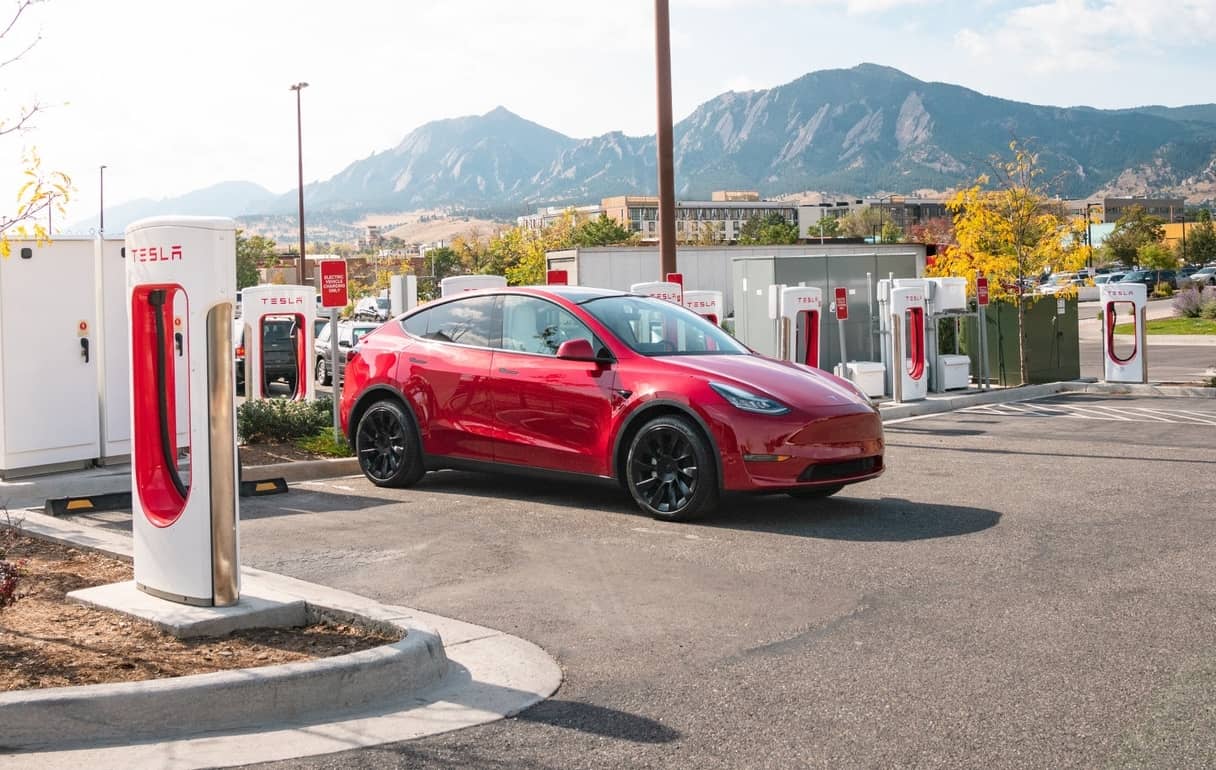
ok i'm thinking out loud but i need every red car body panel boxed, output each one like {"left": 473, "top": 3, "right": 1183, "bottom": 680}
{"left": 341, "top": 287, "right": 883, "bottom": 493}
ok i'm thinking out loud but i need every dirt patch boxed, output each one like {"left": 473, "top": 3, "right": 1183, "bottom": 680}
{"left": 0, "top": 530, "right": 396, "bottom": 692}
{"left": 239, "top": 442, "right": 329, "bottom": 467}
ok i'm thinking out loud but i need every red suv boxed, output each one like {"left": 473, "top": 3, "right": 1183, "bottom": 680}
{"left": 340, "top": 287, "right": 883, "bottom": 521}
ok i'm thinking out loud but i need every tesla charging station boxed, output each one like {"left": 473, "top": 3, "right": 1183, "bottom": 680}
{"left": 684, "top": 290, "right": 723, "bottom": 326}
{"left": 1101, "top": 282, "right": 1148, "bottom": 383}
{"left": 777, "top": 287, "right": 822, "bottom": 367}
{"left": 240, "top": 284, "right": 315, "bottom": 401}
{"left": 630, "top": 281, "right": 683, "bottom": 304}
{"left": 126, "top": 216, "right": 239, "bottom": 606}
{"left": 440, "top": 275, "right": 507, "bottom": 296}
{"left": 888, "top": 285, "right": 928, "bottom": 402}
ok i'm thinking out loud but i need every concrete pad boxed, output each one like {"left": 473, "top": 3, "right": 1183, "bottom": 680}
{"left": 67, "top": 581, "right": 307, "bottom": 639}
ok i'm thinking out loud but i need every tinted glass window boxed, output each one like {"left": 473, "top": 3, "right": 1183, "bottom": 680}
{"left": 581, "top": 296, "right": 747, "bottom": 356}
{"left": 501, "top": 296, "right": 598, "bottom": 356}
{"left": 402, "top": 309, "right": 428, "bottom": 337}
{"left": 419, "top": 296, "right": 495, "bottom": 347}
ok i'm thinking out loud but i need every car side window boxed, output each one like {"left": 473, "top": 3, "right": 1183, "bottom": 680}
{"left": 418, "top": 296, "right": 495, "bottom": 347}
{"left": 501, "top": 296, "right": 597, "bottom": 356}
{"left": 402, "top": 309, "right": 428, "bottom": 338}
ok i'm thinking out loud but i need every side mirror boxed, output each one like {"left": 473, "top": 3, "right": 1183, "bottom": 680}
{"left": 556, "top": 338, "right": 596, "bottom": 361}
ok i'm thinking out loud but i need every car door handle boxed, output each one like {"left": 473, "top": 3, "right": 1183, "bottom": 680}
{"left": 409, "top": 356, "right": 427, "bottom": 364}
{"left": 498, "top": 367, "right": 519, "bottom": 375}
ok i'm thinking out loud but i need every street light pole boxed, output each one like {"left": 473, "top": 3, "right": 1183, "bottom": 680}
{"left": 1085, "top": 202, "right": 1100, "bottom": 270}
{"left": 290, "top": 82, "right": 309, "bottom": 285}
{"left": 99, "top": 165, "right": 107, "bottom": 237}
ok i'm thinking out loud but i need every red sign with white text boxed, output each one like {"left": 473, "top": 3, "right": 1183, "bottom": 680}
{"left": 834, "top": 286, "right": 848, "bottom": 320}
{"left": 976, "top": 276, "right": 989, "bottom": 306}
{"left": 320, "top": 260, "right": 348, "bottom": 308}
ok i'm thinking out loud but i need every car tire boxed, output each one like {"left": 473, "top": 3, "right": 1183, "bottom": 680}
{"left": 355, "top": 399, "right": 425, "bottom": 488}
{"left": 786, "top": 484, "right": 844, "bottom": 500}
{"left": 625, "top": 415, "right": 718, "bottom": 522}
{"left": 316, "top": 357, "right": 331, "bottom": 386}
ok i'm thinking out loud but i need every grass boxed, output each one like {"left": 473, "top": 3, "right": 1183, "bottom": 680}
{"left": 1113, "top": 317, "right": 1216, "bottom": 335}
{"left": 294, "top": 430, "right": 354, "bottom": 458}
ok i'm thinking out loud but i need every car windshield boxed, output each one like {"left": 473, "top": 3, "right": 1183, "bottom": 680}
{"left": 351, "top": 325, "right": 377, "bottom": 344}
{"left": 1122, "top": 271, "right": 1149, "bottom": 280}
{"left": 580, "top": 295, "right": 748, "bottom": 356}
{"left": 376, "top": 298, "right": 389, "bottom": 309}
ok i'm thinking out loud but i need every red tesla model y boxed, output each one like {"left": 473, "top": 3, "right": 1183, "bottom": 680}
{"left": 339, "top": 287, "right": 883, "bottom": 521}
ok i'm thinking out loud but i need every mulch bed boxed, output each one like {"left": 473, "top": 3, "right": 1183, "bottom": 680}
{"left": 0, "top": 529, "right": 396, "bottom": 692}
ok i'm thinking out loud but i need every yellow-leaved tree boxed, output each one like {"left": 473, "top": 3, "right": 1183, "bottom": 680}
{"left": 2, "top": 2, "right": 71, "bottom": 257}
{"left": 928, "top": 140, "right": 1086, "bottom": 383}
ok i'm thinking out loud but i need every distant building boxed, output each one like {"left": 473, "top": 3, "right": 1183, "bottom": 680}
{"left": 1068, "top": 196, "right": 1186, "bottom": 223}
{"left": 517, "top": 204, "right": 603, "bottom": 233}
{"left": 601, "top": 192, "right": 796, "bottom": 243}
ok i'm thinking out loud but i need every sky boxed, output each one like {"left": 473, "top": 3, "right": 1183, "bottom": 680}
{"left": 3, "top": 0, "right": 1213, "bottom": 231}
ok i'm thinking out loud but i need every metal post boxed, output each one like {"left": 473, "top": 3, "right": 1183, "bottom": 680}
{"left": 891, "top": 312, "right": 902, "bottom": 404}
{"left": 99, "top": 165, "right": 107, "bottom": 236}
{"left": 654, "top": 0, "right": 677, "bottom": 279}
{"left": 978, "top": 303, "right": 988, "bottom": 390}
{"left": 330, "top": 307, "right": 340, "bottom": 439}
{"left": 290, "top": 82, "right": 309, "bottom": 285}
{"left": 837, "top": 310, "right": 848, "bottom": 374}
{"left": 866, "top": 271, "right": 874, "bottom": 361}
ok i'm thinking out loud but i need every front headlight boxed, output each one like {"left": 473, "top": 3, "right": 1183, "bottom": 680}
{"left": 709, "top": 382, "right": 790, "bottom": 415}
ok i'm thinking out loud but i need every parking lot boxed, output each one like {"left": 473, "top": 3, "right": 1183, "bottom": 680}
{"left": 210, "top": 393, "right": 1216, "bottom": 769}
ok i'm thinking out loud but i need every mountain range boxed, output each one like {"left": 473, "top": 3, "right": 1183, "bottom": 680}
{"left": 82, "top": 64, "right": 1216, "bottom": 233}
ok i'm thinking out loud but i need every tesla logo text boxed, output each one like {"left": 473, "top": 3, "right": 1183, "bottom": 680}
{"left": 791, "top": 296, "right": 820, "bottom": 306}
{"left": 905, "top": 295, "right": 923, "bottom": 303}
{"left": 259, "top": 297, "right": 305, "bottom": 305}
{"left": 131, "top": 245, "right": 183, "bottom": 262}
{"left": 687, "top": 300, "right": 717, "bottom": 309}
{"left": 648, "top": 292, "right": 681, "bottom": 301}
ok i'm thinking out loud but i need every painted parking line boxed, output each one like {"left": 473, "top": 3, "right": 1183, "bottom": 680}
{"left": 960, "top": 401, "right": 1216, "bottom": 425}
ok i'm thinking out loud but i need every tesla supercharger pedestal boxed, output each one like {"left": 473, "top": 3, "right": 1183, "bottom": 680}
{"left": 630, "top": 280, "right": 684, "bottom": 305}
{"left": 778, "top": 287, "right": 822, "bottom": 367}
{"left": 240, "top": 284, "right": 316, "bottom": 401}
{"left": 126, "top": 216, "right": 239, "bottom": 607}
{"left": 389, "top": 273, "right": 418, "bottom": 315}
{"left": 889, "top": 286, "right": 928, "bottom": 403}
{"left": 683, "top": 290, "right": 723, "bottom": 326}
{"left": 1101, "top": 282, "right": 1148, "bottom": 383}
{"left": 440, "top": 275, "right": 507, "bottom": 297}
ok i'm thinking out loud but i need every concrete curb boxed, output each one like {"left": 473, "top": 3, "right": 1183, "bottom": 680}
{"left": 1, "top": 512, "right": 563, "bottom": 766}
{"left": 0, "top": 609, "right": 448, "bottom": 751}
{"left": 879, "top": 380, "right": 1215, "bottom": 422}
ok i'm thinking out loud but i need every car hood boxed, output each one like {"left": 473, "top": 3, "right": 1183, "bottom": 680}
{"left": 660, "top": 354, "right": 872, "bottom": 409}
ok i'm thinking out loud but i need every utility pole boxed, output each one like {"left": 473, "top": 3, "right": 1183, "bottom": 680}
{"left": 653, "top": 0, "right": 676, "bottom": 278}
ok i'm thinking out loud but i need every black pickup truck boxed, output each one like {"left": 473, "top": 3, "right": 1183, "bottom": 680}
{"left": 235, "top": 318, "right": 301, "bottom": 395}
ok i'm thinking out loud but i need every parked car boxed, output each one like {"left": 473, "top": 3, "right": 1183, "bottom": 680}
{"left": 354, "top": 296, "right": 391, "bottom": 322}
{"left": 1182, "top": 266, "right": 1216, "bottom": 287}
{"left": 234, "top": 317, "right": 301, "bottom": 395}
{"left": 338, "top": 287, "right": 884, "bottom": 521}
{"left": 314, "top": 320, "right": 380, "bottom": 386}
{"left": 1093, "top": 273, "right": 1125, "bottom": 285}
{"left": 1119, "top": 269, "right": 1178, "bottom": 290}
{"left": 1038, "top": 272, "right": 1082, "bottom": 294}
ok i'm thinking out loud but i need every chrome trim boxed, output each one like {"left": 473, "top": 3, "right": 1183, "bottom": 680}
{"left": 207, "top": 304, "right": 239, "bottom": 607}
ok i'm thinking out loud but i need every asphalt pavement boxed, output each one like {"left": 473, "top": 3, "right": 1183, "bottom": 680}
{"left": 229, "top": 393, "right": 1216, "bottom": 770}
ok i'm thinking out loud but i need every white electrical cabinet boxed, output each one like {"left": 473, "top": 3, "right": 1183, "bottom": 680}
{"left": 0, "top": 239, "right": 102, "bottom": 476}
{"left": 95, "top": 237, "right": 132, "bottom": 462}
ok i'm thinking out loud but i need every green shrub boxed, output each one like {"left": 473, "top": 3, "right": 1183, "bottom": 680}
{"left": 295, "top": 430, "right": 354, "bottom": 458}
{"left": 237, "top": 397, "right": 333, "bottom": 443}
{"left": 1201, "top": 301, "right": 1216, "bottom": 321}
{"left": 1150, "top": 281, "right": 1174, "bottom": 299}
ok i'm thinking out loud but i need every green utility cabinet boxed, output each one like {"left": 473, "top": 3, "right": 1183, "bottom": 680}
{"left": 961, "top": 296, "right": 1080, "bottom": 386}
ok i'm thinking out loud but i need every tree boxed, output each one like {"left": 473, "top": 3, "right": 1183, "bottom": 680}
{"left": 928, "top": 140, "right": 1086, "bottom": 384}
{"left": 235, "top": 231, "right": 277, "bottom": 289}
{"left": 908, "top": 216, "right": 955, "bottom": 245}
{"left": 880, "top": 220, "right": 903, "bottom": 244}
{"left": 573, "top": 214, "right": 633, "bottom": 247}
{"left": 1103, "top": 205, "right": 1165, "bottom": 268}
{"left": 1179, "top": 212, "right": 1216, "bottom": 265}
{"left": 1, "top": 2, "right": 71, "bottom": 258}
{"left": 418, "top": 245, "right": 461, "bottom": 300}
{"left": 837, "top": 206, "right": 883, "bottom": 239}
{"left": 1137, "top": 242, "right": 1177, "bottom": 270}
{"left": 811, "top": 216, "right": 841, "bottom": 240}
{"left": 738, "top": 212, "right": 799, "bottom": 245}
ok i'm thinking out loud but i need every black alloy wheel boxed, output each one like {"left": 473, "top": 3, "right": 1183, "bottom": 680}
{"left": 787, "top": 484, "right": 844, "bottom": 500}
{"left": 626, "top": 415, "right": 717, "bottom": 521}
{"left": 355, "top": 399, "right": 424, "bottom": 488}
{"left": 316, "top": 357, "right": 331, "bottom": 386}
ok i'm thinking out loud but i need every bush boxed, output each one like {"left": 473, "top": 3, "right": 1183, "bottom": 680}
{"left": 1202, "top": 300, "right": 1216, "bottom": 321}
{"left": 1174, "top": 287, "right": 1204, "bottom": 318}
{"left": 1151, "top": 281, "right": 1174, "bottom": 299}
{"left": 0, "top": 510, "right": 24, "bottom": 611}
{"left": 295, "top": 430, "right": 354, "bottom": 458}
{"left": 237, "top": 397, "right": 333, "bottom": 443}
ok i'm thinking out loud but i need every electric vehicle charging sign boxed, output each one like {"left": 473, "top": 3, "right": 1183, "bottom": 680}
{"left": 976, "top": 277, "right": 990, "bottom": 306}
{"left": 320, "top": 260, "right": 348, "bottom": 308}
{"left": 834, "top": 287, "right": 848, "bottom": 320}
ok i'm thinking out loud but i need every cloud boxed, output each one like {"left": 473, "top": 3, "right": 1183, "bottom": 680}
{"left": 675, "top": 0, "right": 935, "bottom": 15}
{"left": 955, "top": 0, "right": 1216, "bottom": 73}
